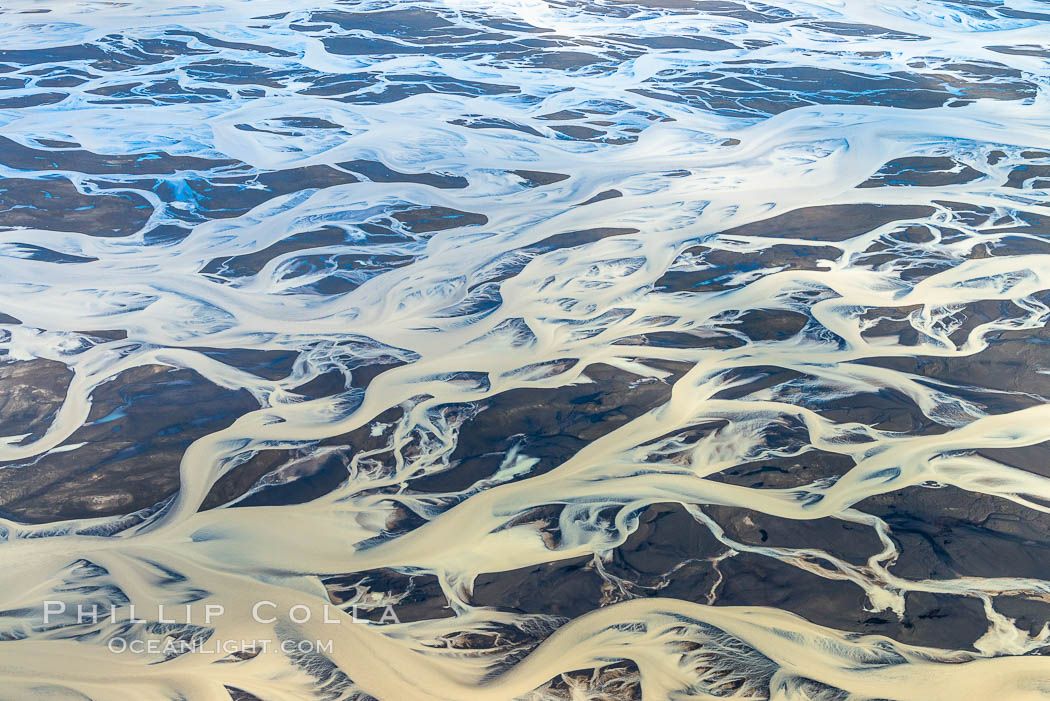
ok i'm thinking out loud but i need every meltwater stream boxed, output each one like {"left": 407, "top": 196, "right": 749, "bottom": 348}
{"left": 1, "top": 0, "right": 1050, "bottom": 699}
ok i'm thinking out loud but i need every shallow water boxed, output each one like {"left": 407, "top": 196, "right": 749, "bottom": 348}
{"left": 1, "top": 0, "right": 1050, "bottom": 699}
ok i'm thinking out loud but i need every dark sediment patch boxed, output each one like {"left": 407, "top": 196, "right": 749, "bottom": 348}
{"left": 707, "top": 449, "right": 856, "bottom": 489}
{"left": 163, "top": 29, "right": 296, "bottom": 57}
{"left": 529, "top": 226, "right": 639, "bottom": 252}
{"left": 336, "top": 159, "right": 467, "bottom": 188}
{"left": 201, "top": 227, "right": 354, "bottom": 279}
{"left": 473, "top": 554, "right": 601, "bottom": 619}
{"left": 0, "top": 358, "right": 73, "bottom": 441}
{"left": 611, "top": 329, "right": 744, "bottom": 350}
{"left": 177, "top": 165, "right": 358, "bottom": 219}
{"left": 0, "top": 135, "right": 239, "bottom": 175}
{"left": 858, "top": 156, "right": 985, "bottom": 188}
{"left": 703, "top": 504, "right": 883, "bottom": 566}
{"left": 234, "top": 451, "right": 350, "bottom": 507}
{"left": 613, "top": 34, "right": 739, "bottom": 51}
{"left": 717, "top": 204, "right": 937, "bottom": 242}
{"left": 0, "top": 365, "right": 257, "bottom": 523}
{"left": 655, "top": 243, "right": 841, "bottom": 292}
{"left": 729, "top": 309, "right": 810, "bottom": 341}
{"left": 200, "top": 360, "right": 407, "bottom": 510}
{"left": 576, "top": 189, "right": 622, "bottom": 206}
{"left": 977, "top": 441, "right": 1050, "bottom": 479}
{"left": 470, "top": 501, "right": 992, "bottom": 650}
{"left": 510, "top": 169, "right": 570, "bottom": 187}
{"left": 411, "top": 361, "right": 689, "bottom": 493}
{"left": 291, "top": 370, "right": 350, "bottom": 399}
{"left": 393, "top": 205, "right": 487, "bottom": 233}
{"left": 859, "top": 485, "right": 1050, "bottom": 583}
{"left": 0, "top": 177, "right": 152, "bottom": 236}
{"left": 89, "top": 166, "right": 361, "bottom": 224}
{"left": 450, "top": 116, "right": 544, "bottom": 137}
{"left": 321, "top": 569, "right": 453, "bottom": 623}
{"left": 200, "top": 449, "right": 292, "bottom": 510}
{"left": 993, "top": 596, "right": 1050, "bottom": 642}
{"left": 713, "top": 547, "right": 988, "bottom": 650}
{"left": 0, "top": 92, "right": 68, "bottom": 108}
{"left": 191, "top": 347, "right": 299, "bottom": 381}
{"left": 632, "top": 66, "right": 1034, "bottom": 118}
{"left": 709, "top": 365, "right": 806, "bottom": 401}
{"left": 529, "top": 663, "right": 641, "bottom": 700}
{"left": 814, "top": 385, "right": 953, "bottom": 434}
{"left": 857, "top": 337, "right": 1050, "bottom": 415}
{"left": 600, "top": 502, "right": 725, "bottom": 598}
{"left": 225, "top": 688, "right": 266, "bottom": 701}
{"left": 76, "top": 329, "right": 129, "bottom": 341}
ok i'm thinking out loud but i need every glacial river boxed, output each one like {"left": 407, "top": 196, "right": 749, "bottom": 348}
{"left": 1, "top": 1, "right": 1050, "bottom": 699}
